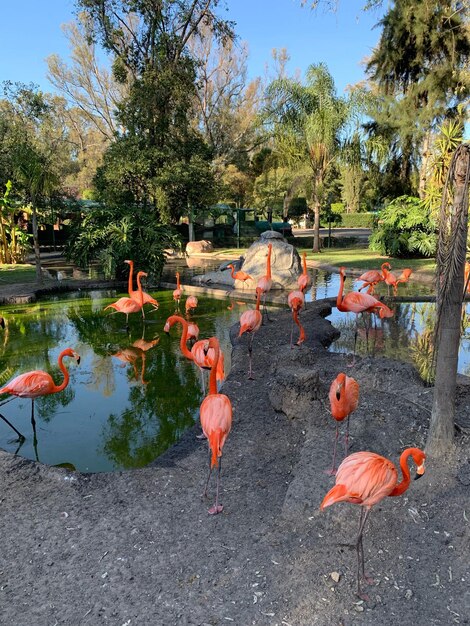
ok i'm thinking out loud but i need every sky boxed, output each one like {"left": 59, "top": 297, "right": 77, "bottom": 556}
{"left": 0, "top": 0, "right": 386, "bottom": 96}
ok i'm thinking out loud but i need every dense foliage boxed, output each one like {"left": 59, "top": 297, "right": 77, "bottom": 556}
{"left": 369, "top": 195, "right": 437, "bottom": 258}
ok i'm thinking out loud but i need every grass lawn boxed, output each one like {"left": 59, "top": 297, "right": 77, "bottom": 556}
{"left": 0, "top": 264, "right": 38, "bottom": 285}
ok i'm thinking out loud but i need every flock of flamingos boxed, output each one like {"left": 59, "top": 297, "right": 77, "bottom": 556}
{"left": 0, "top": 247, "right": 424, "bottom": 599}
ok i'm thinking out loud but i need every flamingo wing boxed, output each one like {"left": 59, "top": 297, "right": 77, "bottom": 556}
{"left": 200, "top": 394, "right": 232, "bottom": 466}
{"left": 335, "top": 452, "right": 398, "bottom": 506}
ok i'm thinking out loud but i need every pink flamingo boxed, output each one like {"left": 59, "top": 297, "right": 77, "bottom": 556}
{"left": 297, "top": 252, "right": 311, "bottom": 294}
{"left": 257, "top": 243, "right": 273, "bottom": 321}
{"left": 336, "top": 267, "right": 393, "bottom": 364}
{"left": 200, "top": 337, "right": 232, "bottom": 515}
{"left": 173, "top": 272, "right": 183, "bottom": 309}
{"left": 287, "top": 289, "right": 305, "bottom": 348}
{"left": 381, "top": 262, "right": 399, "bottom": 296}
{"left": 0, "top": 348, "right": 81, "bottom": 444}
{"left": 227, "top": 263, "right": 252, "bottom": 284}
{"left": 396, "top": 268, "right": 413, "bottom": 291}
{"left": 124, "top": 260, "right": 159, "bottom": 318}
{"left": 185, "top": 296, "right": 198, "bottom": 315}
{"left": 357, "top": 263, "right": 388, "bottom": 295}
{"left": 325, "top": 372, "right": 359, "bottom": 475}
{"left": 321, "top": 447, "right": 425, "bottom": 599}
{"left": 104, "top": 271, "right": 146, "bottom": 327}
{"left": 187, "top": 322, "right": 200, "bottom": 342}
{"left": 239, "top": 288, "right": 263, "bottom": 379}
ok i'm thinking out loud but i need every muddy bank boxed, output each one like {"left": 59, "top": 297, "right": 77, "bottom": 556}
{"left": 0, "top": 296, "right": 469, "bottom": 626}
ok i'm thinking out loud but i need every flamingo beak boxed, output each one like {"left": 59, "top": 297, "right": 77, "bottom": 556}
{"left": 76, "top": 355, "right": 81, "bottom": 365}
{"left": 163, "top": 323, "right": 170, "bottom": 333}
{"left": 414, "top": 463, "right": 425, "bottom": 480}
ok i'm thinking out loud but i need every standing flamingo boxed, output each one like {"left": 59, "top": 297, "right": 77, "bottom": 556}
{"left": 381, "top": 262, "right": 399, "bottom": 296}
{"left": 321, "top": 447, "right": 425, "bottom": 599}
{"left": 257, "top": 243, "right": 273, "bottom": 321}
{"left": 287, "top": 290, "right": 305, "bottom": 348}
{"left": 239, "top": 288, "right": 263, "bottom": 379}
{"left": 357, "top": 264, "right": 388, "bottom": 295}
{"left": 326, "top": 373, "right": 359, "bottom": 475}
{"left": 173, "top": 272, "right": 183, "bottom": 310}
{"left": 104, "top": 271, "right": 146, "bottom": 327}
{"left": 226, "top": 263, "right": 252, "bottom": 285}
{"left": 200, "top": 337, "right": 232, "bottom": 515}
{"left": 396, "top": 268, "right": 413, "bottom": 291}
{"left": 125, "top": 260, "right": 159, "bottom": 317}
{"left": 0, "top": 348, "right": 81, "bottom": 446}
{"left": 336, "top": 267, "right": 393, "bottom": 363}
{"left": 297, "top": 252, "right": 311, "bottom": 294}
{"left": 185, "top": 296, "right": 198, "bottom": 315}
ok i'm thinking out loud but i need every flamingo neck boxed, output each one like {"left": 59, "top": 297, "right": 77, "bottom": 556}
{"left": 336, "top": 270, "right": 345, "bottom": 308}
{"left": 255, "top": 289, "right": 262, "bottom": 311}
{"left": 127, "top": 261, "right": 134, "bottom": 296}
{"left": 169, "top": 316, "right": 192, "bottom": 359}
{"left": 54, "top": 352, "right": 71, "bottom": 393}
{"left": 136, "top": 274, "right": 145, "bottom": 305}
{"left": 266, "top": 247, "right": 272, "bottom": 280}
{"left": 389, "top": 449, "right": 413, "bottom": 496}
{"left": 176, "top": 273, "right": 181, "bottom": 290}
{"left": 208, "top": 342, "right": 219, "bottom": 395}
{"left": 229, "top": 265, "right": 236, "bottom": 279}
{"left": 293, "top": 308, "right": 304, "bottom": 340}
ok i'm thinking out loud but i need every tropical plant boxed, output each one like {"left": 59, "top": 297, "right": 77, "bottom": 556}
{"left": 66, "top": 205, "right": 180, "bottom": 280}
{"left": 369, "top": 195, "right": 437, "bottom": 257}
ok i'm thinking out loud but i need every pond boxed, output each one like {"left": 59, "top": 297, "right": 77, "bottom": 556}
{"left": 0, "top": 265, "right": 467, "bottom": 472}
{"left": 0, "top": 290, "right": 249, "bottom": 472}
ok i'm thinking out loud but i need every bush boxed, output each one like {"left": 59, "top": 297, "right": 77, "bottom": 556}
{"left": 369, "top": 196, "right": 437, "bottom": 258}
{"left": 339, "top": 213, "right": 376, "bottom": 228}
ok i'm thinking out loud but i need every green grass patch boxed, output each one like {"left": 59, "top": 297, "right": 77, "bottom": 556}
{"left": 0, "top": 264, "right": 37, "bottom": 285}
{"left": 297, "top": 248, "right": 435, "bottom": 273}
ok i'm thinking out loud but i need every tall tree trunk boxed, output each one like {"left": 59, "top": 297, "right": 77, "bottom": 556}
{"left": 427, "top": 145, "right": 470, "bottom": 457}
{"left": 31, "top": 198, "right": 43, "bottom": 284}
{"left": 313, "top": 199, "right": 321, "bottom": 253}
{"left": 418, "top": 130, "right": 432, "bottom": 199}
{"left": 283, "top": 176, "right": 304, "bottom": 219}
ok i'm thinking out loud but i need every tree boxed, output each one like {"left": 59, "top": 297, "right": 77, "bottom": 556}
{"left": 264, "top": 63, "right": 349, "bottom": 251}
{"left": 427, "top": 144, "right": 470, "bottom": 457}
{"left": 366, "top": 0, "right": 470, "bottom": 197}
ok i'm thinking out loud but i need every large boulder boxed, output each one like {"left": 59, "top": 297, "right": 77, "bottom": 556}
{"left": 241, "top": 235, "right": 302, "bottom": 290}
{"left": 185, "top": 240, "right": 214, "bottom": 256}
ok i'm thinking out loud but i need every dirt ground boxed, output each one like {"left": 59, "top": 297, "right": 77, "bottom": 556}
{"left": 0, "top": 282, "right": 469, "bottom": 626}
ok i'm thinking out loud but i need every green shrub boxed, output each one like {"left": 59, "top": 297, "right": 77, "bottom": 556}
{"left": 338, "top": 213, "right": 376, "bottom": 228}
{"left": 369, "top": 196, "right": 437, "bottom": 258}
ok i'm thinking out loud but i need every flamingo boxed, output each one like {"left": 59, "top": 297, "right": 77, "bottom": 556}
{"left": 226, "top": 263, "right": 252, "bottom": 285}
{"left": 164, "top": 316, "right": 225, "bottom": 387}
{"left": 297, "top": 252, "right": 311, "bottom": 294}
{"left": 321, "top": 447, "right": 426, "bottom": 600}
{"left": 381, "top": 262, "right": 399, "bottom": 296}
{"left": 396, "top": 268, "right": 413, "bottom": 291}
{"left": 287, "top": 290, "right": 305, "bottom": 348}
{"left": 257, "top": 243, "right": 273, "bottom": 321}
{"left": 239, "top": 288, "right": 263, "bottom": 379}
{"left": 0, "top": 348, "right": 81, "bottom": 445}
{"left": 326, "top": 373, "right": 359, "bottom": 475}
{"left": 104, "top": 271, "right": 146, "bottom": 327}
{"left": 173, "top": 272, "right": 183, "bottom": 309}
{"left": 185, "top": 296, "right": 198, "bottom": 315}
{"left": 357, "top": 263, "right": 388, "bottom": 295}
{"left": 124, "top": 260, "right": 159, "bottom": 317}
{"left": 200, "top": 337, "right": 232, "bottom": 515}
{"left": 336, "top": 267, "right": 393, "bottom": 364}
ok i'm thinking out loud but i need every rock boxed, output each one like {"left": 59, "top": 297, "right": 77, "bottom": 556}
{"left": 185, "top": 240, "right": 214, "bottom": 255}
{"left": 241, "top": 238, "right": 302, "bottom": 291}
{"left": 260, "top": 230, "right": 285, "bottom": 240}
{"left": 269, "top": 366, "right": 327, "bottom": 420}
{"left": 330, "top": 571, "right": 341, "bottom": 583}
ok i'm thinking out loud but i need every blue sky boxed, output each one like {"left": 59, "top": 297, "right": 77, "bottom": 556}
{"left": 0, "top": 0, "right": 385, "bottom": 95}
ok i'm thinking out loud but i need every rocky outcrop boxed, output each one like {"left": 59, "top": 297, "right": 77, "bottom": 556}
{"left": 240, "top": 233, "right": 302, "bottom": 290}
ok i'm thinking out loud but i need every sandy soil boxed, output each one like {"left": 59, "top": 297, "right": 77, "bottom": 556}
{"left": 0, "top": 287, "right": 469, "bottom": 626}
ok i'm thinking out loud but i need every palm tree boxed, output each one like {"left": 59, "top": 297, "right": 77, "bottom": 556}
{"left": 264, "top": 63, "right": 349, "bottom": 252}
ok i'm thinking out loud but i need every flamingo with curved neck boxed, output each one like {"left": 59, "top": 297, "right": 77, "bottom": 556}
{"left": 287, "top": 290, "right": 305, "bottom": 348}
{"left": 199, "top": 337, "right": 232, "bottom": 514}
{"left": 227, "top": 264, "right": 252, "bottom": 284}
{"left": 125, "top": 260, "right": 159, "bottom": 317}
{"left": 0, "top": 348, "right": 81, "bottom": 443}
{"left": 105, "top": 271, "right": 146, "bottom": 327}
{"left": 321, "top": 447, "right": 425, "bottom": 599}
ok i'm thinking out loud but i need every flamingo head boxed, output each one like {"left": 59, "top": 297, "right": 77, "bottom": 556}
{"left": 124, "top": 260, "right": 132, "bottom": 265}
{"left": 203, "top": 336, "right": 219, "bottom": 355}
{"left": 411, "top": 448, "right": 426, "bottom": 480}
{"left": 62, "top": 348, "right": 81, "bottom": 365}
{"left": 334, "top": 372, "right": 346, "bottom": 400}
{"left": 227, "top": 264, "right": 233, "bottom": 270}
{"left": 137, "top": 271, "right": 148, "bottom": 279}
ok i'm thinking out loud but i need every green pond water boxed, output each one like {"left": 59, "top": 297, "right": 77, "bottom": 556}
{"left": 0, "top": 290, "right": 248, "bottom": 472}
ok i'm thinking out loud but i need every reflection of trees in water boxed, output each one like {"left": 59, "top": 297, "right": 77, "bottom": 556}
{"left": 36, "top": 385, "right": 75, "bottom": 422}
{"left": 100, "top": 345, "right": 203, "bottom": 469}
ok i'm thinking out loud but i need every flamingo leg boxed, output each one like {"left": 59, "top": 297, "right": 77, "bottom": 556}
{"left": 248, "top": 333, "right": 255, "bottom": 380}
{"left": 290, "top": 314, "right": 294, "bottom": 349}
{"left": 31, "top": 400, "right": 39, "bottom": 463}
{"left": 348, "top": 315, "right": 359, "bottom": 367}
{"left": 356, "top": 507, "right": 373, "bottom": 600}
{"left": 208, "top": 458, "right": 224, "bottom": 515}
{"left": 203, "top": 448, "right": 212, "bottom": 497}
{"left": 200, "top": 368, "right": 206, "bottom": 395}
{"left": 324, "top": 424, "right": 339, "bottom": 476}
{"left": 0, "top": 411, "right": 25, "bottom": 442}
{"left": 263, "top": 296, "right": 271, "bottom": 323}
